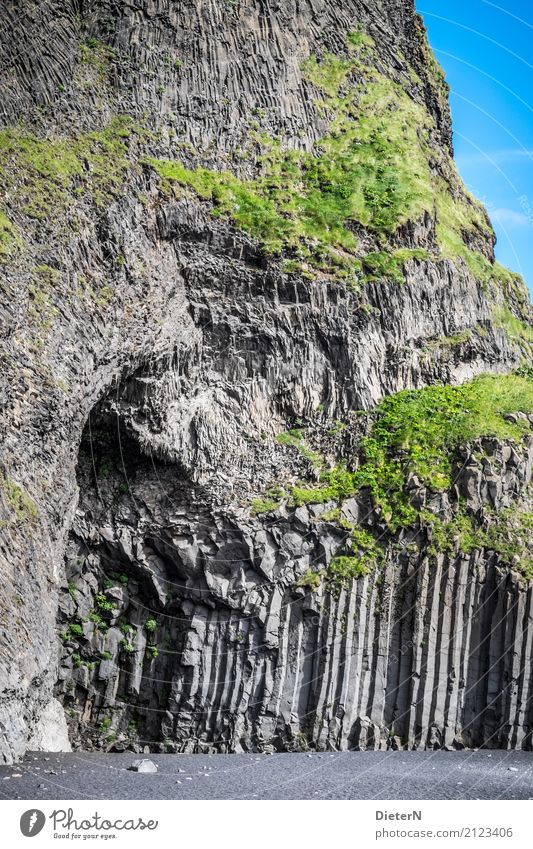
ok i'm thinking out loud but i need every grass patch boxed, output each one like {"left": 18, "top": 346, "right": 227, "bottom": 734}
{"left": 0, "top": 211, "right": 19, "bottom": 261}
{"left": 145, "top": 29, "right": 512, "bottom": 292}
{"left": 359, "top": 249, "right": 429, "bottom": 284}
{"left": 296, "top": 527, "right": 383, "bottom": 593}
{"left": 146, "top": 32, "right": 438, "bottom": 279}
{"left": 0, "top": 115, "right": 135, "bottom": 225}
{"left": 421, "top": 505, "right": 533, "bottom": 581}
{"left": 0, "top": 474, "right": 39, "bottom": 525}
{"left": 290, "top": 373, "right": 533, "bottom": 530}
{"left": 494, "top": 305, "right": 533, "bottom": 345}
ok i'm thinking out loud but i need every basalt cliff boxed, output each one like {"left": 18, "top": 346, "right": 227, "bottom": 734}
{"left": 1, "top": 0, "right": 533, "bottom": 763}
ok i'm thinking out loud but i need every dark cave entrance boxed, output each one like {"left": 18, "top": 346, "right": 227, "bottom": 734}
{"left": 53, "top": 407, "right": 194, "bottom": 753}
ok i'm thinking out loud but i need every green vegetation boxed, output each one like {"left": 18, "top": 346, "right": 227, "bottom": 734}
{"left": 290, "top": 373, "right": 533, "bottom": 531}
{"left": 101, "top": 651, "right": 113, "bottom": 661}
{"left": 0, "top": 115, "right": 135, "bottom": 229}
{"left": 275, "top": 429, "right": 322, "bottom": 467}
{"left": 297, "top": 527, "right": 384, "bottom": 594}
{"left": 0, "top": 474, "right": 39, "bottom": 525}
{"left": 296, "top": 570, "right": 323, "bottom": 590}
{"left": 94, "top": 593, "right": 115, "bottom": 612}
{"left": 250, "top": 493, "right": 283, "bottom": 515}
{"left": 0, "top": 211, "right": 19, "bottom": 261}
{"left": 87, "top": 611, "right": 107, "bottom": 630}
{"left": 421, "top": 505, "right": 533, "bottom": 581}
{"left": 414, "top": 13, "right": 450, "bottom": 96}
{"left": 326, "top": 555, "right": 373, "bottom": 588}
{"left": 423, "top": 330, "right": 472, "bottom": 353}
{"left": 145, "top": 29, "right": 505, "bottom": 290}
{"left": 494, "top": 305, "right": 533, "bottom": 346}
{"left": 119, "top": 639, "right": 136, "bottom": 654}
{"left": 147, "top": 52, "right": 434, "bottom": 281}
{"left": 146, "top": 646, "right": 159, "bottom": 660}
{"left": 144, "top": 618, "right": 157, "bottom": 633}
{"left": 68, "top": 623, "right": 84, "bottom": 637}
{"left": 291, "top": 373, "right": 533, "bottom": 588}
{"left": 358, "top": 249, "right": 429, "bottom": 284}
{"left": 250, "top": 483, "right": 288, "bottom": 515}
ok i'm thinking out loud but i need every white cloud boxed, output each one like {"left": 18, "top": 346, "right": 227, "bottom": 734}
{"left": 456, "top": 149, "right": 533, "bottom": 167}
{"left": 491, "top": 207, "right": 530, "bottom": 227}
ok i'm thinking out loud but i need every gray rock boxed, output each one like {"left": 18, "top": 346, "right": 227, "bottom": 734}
{"left": 0, "top": 0, "right": 531, "bottom": 765}
{"left": 128, "top": 760, "right": 158, "bottom": 774}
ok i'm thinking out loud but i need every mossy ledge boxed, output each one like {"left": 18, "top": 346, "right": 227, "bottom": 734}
{"left": 256, "top": 373, "right": 533, "bottom": 587}
{"left": 146, "top": 29, "right": 523, "bottom": 299}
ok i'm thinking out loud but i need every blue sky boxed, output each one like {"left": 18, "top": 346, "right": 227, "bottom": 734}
{"left": 419, "top": 0, "right": 533, "bottom": 294}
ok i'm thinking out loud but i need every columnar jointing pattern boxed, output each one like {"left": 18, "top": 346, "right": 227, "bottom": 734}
{"left": 57, "top": 435, "right": 533, "bottom": 752}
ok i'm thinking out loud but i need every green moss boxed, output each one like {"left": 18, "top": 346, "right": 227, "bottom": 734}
{"left": 276, "top": 428, "right": 323, "bottom": 467}
{"left": 423, "top": 330, "right": 473, "bottom": 353}
{"left": 0, "top": 474, "right": 39, "bottom": 525}
{"left": 414, "top": 13, "right": 450, "bottom": 98}
{"left": 479, "top": 507, "right": 533, "bottom": 579}
{"left": 494, "top": 305, "right": 533, "bottom": 345}
{"left": 146, "top": 33, "right": 437, "bottom": 278}
{"left": 296, "top": 526, "right": 383, "bottom": 593}
{"left": 290, "top": 373, "right": 533, "bottom": 531}
{"left": 94, "top": 593, "right": 115, "bottom": 612}
{"left": 0, "top": 211, "right": 19, "bottom": 261}
{"left": 422, "top": 505, "right": 533, "bottom": 581}
{"left": 346, "top": 27, "right": 376, "bottom": 50}
{"left": 296, "top": 570, "right": 324, "bottom": 590}
{"left": 0, "top": 115, "right": 134, "bottom": 226}
{"left": 326, "top": 555, "right": 373, "bottom": 591}
{"left": 145, "top": 30, "right": 509, "bottom": 293}
{"left": 68, "top": 623, "right": 84, "bottom": 637}
{"left": 360, "top": 249, "right": 429, "bottom": 284}
{"left": 144, "top": 618, "right": 157, "bottom": 633}
{"left": 87, "top": 611, "right": 107, "bottom": 630}
{"left": 250, "top": 494, "right": 283, "bottom": 515}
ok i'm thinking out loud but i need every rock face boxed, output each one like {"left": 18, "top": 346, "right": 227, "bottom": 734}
{"left": 0, "top": 0, "right": 532, "bottom": 761}
{"left": 55, "top": 425, "right": 533, "bottom": 753}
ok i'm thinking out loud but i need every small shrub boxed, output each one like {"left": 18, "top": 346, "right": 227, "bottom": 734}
{"left": 296, "top": 570, "right": 324, "bottom": 590}
{"left": 94, "top": 593, "right": 115, "bottom": 612}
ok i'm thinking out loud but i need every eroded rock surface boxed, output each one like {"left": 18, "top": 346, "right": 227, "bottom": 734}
{"left": 55, "top": 420, "right": 533, "bottom": 753}
{"left": 0, "top": 0, "right": 532, "bottom": 761}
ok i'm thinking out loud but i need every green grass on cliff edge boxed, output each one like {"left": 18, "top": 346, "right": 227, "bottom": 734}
{"left": 0, "top": 115, "right": 134, "bottom": 228}
{"left": 147, "top": 28, "right": 504, "bottom": 290}
{"left": 281, "top": 372, "right": 533, "bottom": 587}
{"left": 290, "top": 374, "right": 533, "bottom": 527}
